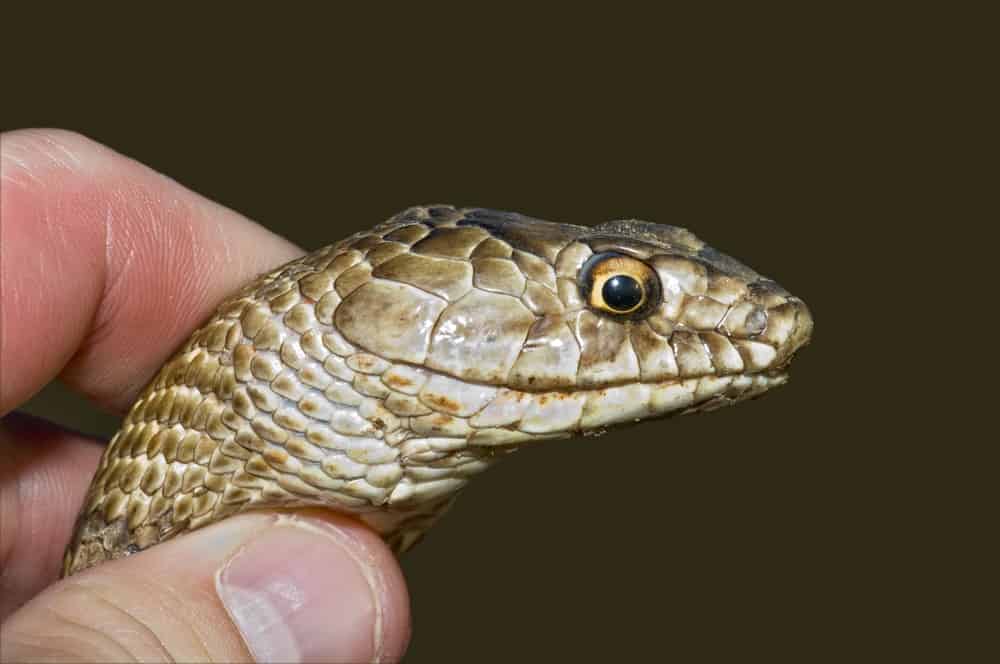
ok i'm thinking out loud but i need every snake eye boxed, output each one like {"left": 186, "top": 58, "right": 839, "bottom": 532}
{"left": 580, "top": 252, "right": 660, "bottom": 318}
{"left": 602, "top": 275, "right": 643, "bottom": 312}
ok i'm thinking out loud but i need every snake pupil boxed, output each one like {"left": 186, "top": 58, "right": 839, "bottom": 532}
{"left": 602, "top": 275, "right": 643, "bottom": 312}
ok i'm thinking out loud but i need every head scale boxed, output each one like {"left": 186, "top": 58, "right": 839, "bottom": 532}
{"left": 337, "top": 205, "right": 814, "bottom": 447}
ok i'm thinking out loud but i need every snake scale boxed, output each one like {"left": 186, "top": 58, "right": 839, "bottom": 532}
{"left": 63, "top": 205, "right": 813, "bottom": 576}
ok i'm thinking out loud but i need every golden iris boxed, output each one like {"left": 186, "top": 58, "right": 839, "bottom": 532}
{"left": 580, "top": 252, "right": 660, "bottom": 317}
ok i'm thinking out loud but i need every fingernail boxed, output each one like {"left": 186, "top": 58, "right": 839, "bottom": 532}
{"left": 216, "top": 518, "right": 384, "bottom": 663}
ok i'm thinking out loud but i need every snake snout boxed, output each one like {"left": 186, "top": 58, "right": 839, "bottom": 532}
{"left": 768, "top": 297, "right": 814, "bottom": 370}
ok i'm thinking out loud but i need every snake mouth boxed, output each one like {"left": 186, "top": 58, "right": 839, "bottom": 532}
{"left": 464, "top": 369, "right": 793, "bottom": 446}
{"left": 460, "top": 299, "right": 813, "bottom": 446}
{"left": 394, "top": 294, "right": 812, "bottom": 448}
{"left": 417, "top": 298, "right": 812, "bottom": 447}
{"left": 558, "top": 304, "right": 814, "bottom": 432}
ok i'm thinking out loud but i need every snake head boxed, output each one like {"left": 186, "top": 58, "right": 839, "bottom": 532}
{"left": 65, "top": 205, "right": 814, "bottom": 571}
{"left": 334, "top": 207, "right": 813, "bottom": 449}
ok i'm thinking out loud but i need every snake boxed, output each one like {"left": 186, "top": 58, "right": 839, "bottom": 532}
{"left": 62, "top": 205, "right": 813, "bottom": 576}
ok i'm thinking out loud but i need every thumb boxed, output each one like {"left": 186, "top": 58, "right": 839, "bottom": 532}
{"left": 1, "top": 511, "right": 410, "bottom": 663}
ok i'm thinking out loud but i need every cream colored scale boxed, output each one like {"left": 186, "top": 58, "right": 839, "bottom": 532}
{"left": 64, "top": 205, "right": 813, "bottom": 576}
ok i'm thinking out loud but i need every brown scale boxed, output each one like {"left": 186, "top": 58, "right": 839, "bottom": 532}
{"left": 63, "top": 205, "right": 813, "bottom": 576}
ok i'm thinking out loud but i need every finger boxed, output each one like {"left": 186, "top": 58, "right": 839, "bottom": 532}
{"left": 0, "top": 129, "right": 304, "bottom": 416}
{"left": 0, "top": 412, "right": 104, "bottom": 620}
{"left": 1, "top": 511, "right": 411, "bottom": 663}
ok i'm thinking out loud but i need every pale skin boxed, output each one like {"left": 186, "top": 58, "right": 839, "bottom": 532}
{"left": 0, "top": 129, "right": 411, "bottom": 662}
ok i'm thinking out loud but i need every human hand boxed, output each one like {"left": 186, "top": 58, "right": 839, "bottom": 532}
{"left": 0, "top": 129, "right": 411, "bottom": 663}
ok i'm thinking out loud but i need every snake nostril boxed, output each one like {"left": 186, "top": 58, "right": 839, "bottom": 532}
{"left": 745, "top": 307, "right": 767, "bottom": 336}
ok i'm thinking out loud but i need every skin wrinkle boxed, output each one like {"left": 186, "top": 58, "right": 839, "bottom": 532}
{"left": 0, "top": 416, "right": 103, "bottom": 620}
{"left": 216, "top": 216, "right": 235, "bottom": 268}
{"left": 127, "top": 575, "right": 215, "bottom": 662}
{"left": 183, "top": 584, "right": 238, "bottom": 662}
{"left": 33, "top": 130, "right": 84, "bottom": 169}
{"left": 19, "top": 458, "right": 47, "bottom": 590}
{"left": 26, "top": 604, "right": 138, "bottom": 662}
{"left": 0, "top": 129, "right": 303, "bottom": 414}
{"left": 82, "top": 188, "right": 169, "bottom": 375}
{"left": 62, "top": 201, "right": 119, "bottom": 395}
{"left": 48, "top": 565, "right": 231, "bottom": 663}
{"left": 15, "top": 204, "right": 81, "bottom": 392}
{"left": 73, "top": 583, "right": 172, "bottom": 662}
{"left": 0, "top": 133, "right": 106, "bottom": 412}
{"left": 0, "top": 449, "right": 24, "bottom": 612}
{"left": 1, "top": 133, "right": 52, "bottom": 186}
{"left": 1, "top": 151, "right": 44, "bottom": 186}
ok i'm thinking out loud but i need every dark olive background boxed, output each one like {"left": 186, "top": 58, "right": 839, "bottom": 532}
{"left": 2, "top": 6, "right": 990, "bottom": 663}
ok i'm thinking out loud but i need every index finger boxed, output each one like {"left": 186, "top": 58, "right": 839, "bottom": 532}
{"left": 1, "top": 129, "right": 304, "bottom": 415}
